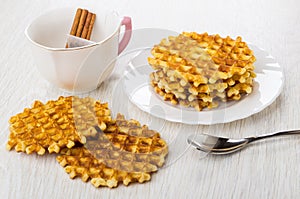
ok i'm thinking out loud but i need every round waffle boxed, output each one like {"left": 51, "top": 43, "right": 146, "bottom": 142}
{"left": 56, "top": 114, "right": 168, "bottom": 188}
{"left": 6, "top": 96, "right": 111, "bottom": 154}
{"left": 148, "top": 32, "right": 256, "bottom": 111}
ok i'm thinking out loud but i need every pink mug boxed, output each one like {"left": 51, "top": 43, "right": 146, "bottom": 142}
{"left": 25, "top": 8, "right": 132, "bottom": 93}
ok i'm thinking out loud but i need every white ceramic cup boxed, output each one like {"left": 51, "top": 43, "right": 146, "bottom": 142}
{"left": 25, "top": 7, "right": 132, "bottom": 93}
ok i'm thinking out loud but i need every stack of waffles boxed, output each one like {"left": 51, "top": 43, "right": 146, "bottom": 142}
{"left": 6, "top": 96, "right": 168, "bottom": 188}
{"left": 148, "top": 32, "right": 256, "bottom": 111}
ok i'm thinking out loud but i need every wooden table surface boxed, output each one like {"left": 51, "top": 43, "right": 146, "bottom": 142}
{"left": 0, "top": 0, "right": 299, "bottom": 198}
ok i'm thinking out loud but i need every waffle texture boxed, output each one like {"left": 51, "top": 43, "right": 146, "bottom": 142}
{"left": 148, "top": 32, "right": 256, "bottom": 111}
{"left": 57, "top": 114, "right": 168, "bottom": 188}
{"left": 6, "top": 96, "right": 111, "bottom": 154}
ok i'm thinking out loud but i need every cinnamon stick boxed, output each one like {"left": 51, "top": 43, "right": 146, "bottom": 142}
{"left": 86, "top": 13, "right": 96, "bottom": 40}
{"left": 75, "top": 9, "right": 88, "bottom": 37}
{"left": 66, "top": 8, "right": 96, "bottom": 48}
{"left": 81, "top": 12, "right": 92, "bottom": 39}
{"left": 70, "top": 8, "right": 82, "bottom": 36}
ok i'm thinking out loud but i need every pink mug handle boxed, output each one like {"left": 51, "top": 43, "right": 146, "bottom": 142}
{"left": 118, "top": 16, "right": 132, "bottom": 54}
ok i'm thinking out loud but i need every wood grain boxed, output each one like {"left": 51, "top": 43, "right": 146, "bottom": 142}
{"left": 0, "top": 0, "right": 299, "bottom": 198}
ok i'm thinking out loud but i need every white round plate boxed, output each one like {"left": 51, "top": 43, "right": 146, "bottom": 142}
{"left": 122, "top": 45, "right": 284, "bottom": 125}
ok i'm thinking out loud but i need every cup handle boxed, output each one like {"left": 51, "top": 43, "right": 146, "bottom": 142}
{"left": 118, "top": 16, "right": 132, "bottom": 54}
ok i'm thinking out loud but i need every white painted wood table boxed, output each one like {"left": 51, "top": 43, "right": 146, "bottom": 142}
{"left": 0, "top": 0, "right": 299, "bottom": 198}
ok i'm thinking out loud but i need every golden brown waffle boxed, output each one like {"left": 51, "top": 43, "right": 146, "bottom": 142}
{"left": 148, "top": 32, "right": 256, "bottom": 111}
{"left": 56, "top": 114, "right": 168, "bottom": 188}
{"left": 6, "top": 96, "right": 111, "bottom": 155}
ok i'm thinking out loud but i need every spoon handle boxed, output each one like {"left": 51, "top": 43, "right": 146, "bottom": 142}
{"left": 248, "top": 129, "right": 300, "bottom": 143}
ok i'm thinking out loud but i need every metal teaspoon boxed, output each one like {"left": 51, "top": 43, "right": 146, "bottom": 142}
{"left": 187, "top": 130, "right": 300, "bottom": 155}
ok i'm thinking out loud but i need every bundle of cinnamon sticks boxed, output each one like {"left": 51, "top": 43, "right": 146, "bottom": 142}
{"left": 66, "top": 8, "right": 96, "bottom": 47}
